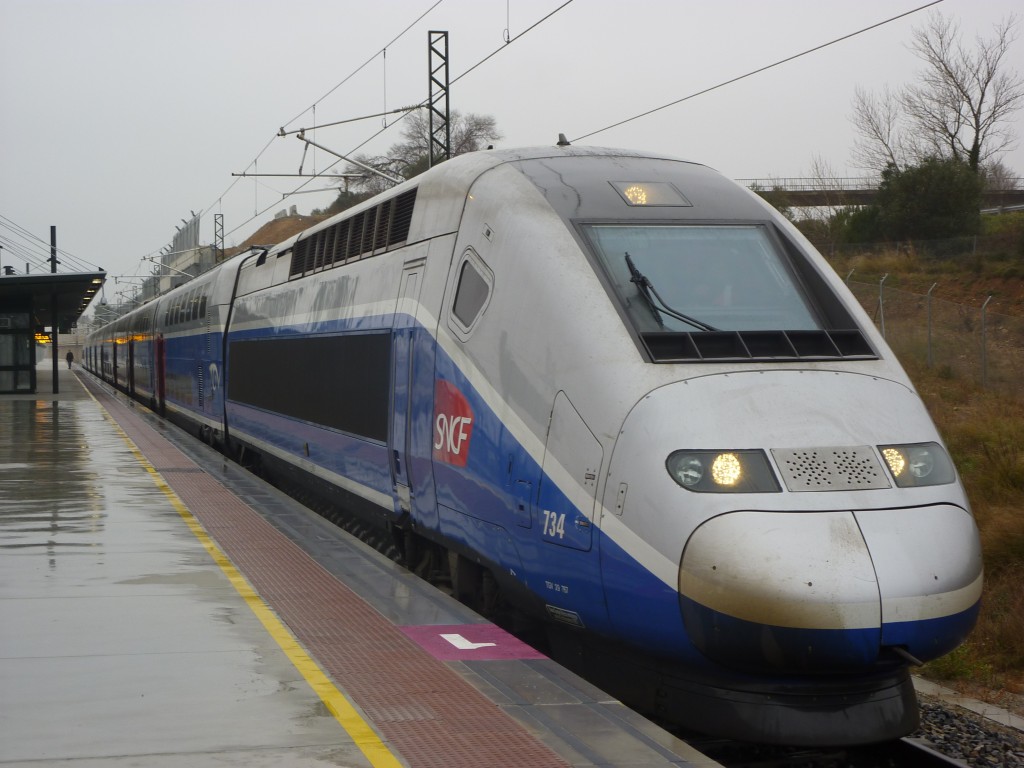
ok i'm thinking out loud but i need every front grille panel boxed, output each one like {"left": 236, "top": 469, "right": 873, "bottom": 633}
{"left": 771, "top": 446, "right": 890, "bottom": 491}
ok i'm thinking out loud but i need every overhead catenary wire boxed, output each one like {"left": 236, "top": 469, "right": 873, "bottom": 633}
{"left": 277, "top": 106, "right": 423, "bottom": 138}
{"left": 208, "top": 0, "right": 446, "bottom": 218}
{"left": 114, "top": 0, "right": 938, "bottom": 296}
{"left": 135, "top": 0, "right": 930, "bottom": 289}
{"left": 450, "top": 0, "right": 573, "bottom": 88}
{"left": 225, "top": 0, "right": 944, "bottom": 264}
{"left": 0, "top": 214, "right": 105, "bottom": 273}
{"left": 219, "top": 0, "right": 577, "bottom": 244}
{"left": 110, "top": 0, "right": 573, "bottom": 277}
{"left": 573, "top": 0, "right": 945, "bottom": 143}
{"left": 188, "top": 2, "right": 448, "bottom": 254}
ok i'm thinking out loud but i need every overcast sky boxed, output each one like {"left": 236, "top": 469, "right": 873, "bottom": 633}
{"left": 1, "top": 0, "right": 1021, "bottom": 308}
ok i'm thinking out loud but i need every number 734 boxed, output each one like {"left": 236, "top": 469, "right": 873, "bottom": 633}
{"left": 542, "top": 509, "right": 566, "bottom": 539}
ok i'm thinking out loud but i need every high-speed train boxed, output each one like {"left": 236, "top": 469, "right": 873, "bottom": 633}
{"left": 84, "top": 145, "right": 983, "bottom": 746}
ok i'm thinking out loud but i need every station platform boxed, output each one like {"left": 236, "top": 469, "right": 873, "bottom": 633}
{"left": 0, "top": 364, "right": 714, "bottom": 768}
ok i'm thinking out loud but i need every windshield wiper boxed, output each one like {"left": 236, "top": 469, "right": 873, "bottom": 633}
{"left": 624, "top": 252, "right": 720, "bottom": 333}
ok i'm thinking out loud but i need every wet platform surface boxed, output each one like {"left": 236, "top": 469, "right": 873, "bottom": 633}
{"left": 0, "top": 365, "right": 713, "bottom": 768}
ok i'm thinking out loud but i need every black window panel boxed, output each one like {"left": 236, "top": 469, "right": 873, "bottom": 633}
{"left": 227, "top": 333, "right": 391, "bottom": 442}
{"left": 348, "top": 214, "right": 365, "bottom": 260}
{"left": 374, "top": 200, "right": 391, "bottom": 252}
{"left": 453, "top": 260, "right": 490, "bottom": 327}
{"left": 361, "top": 209, "right": 376, "bottom": 255}
{"left": 390, "top": 189, "right": 416, "bottom": 245}
{"left": 290, "top": 239, "right": 309, "bottom": 276}
{"left": 313, "top": 231, "right": 326, "bottom": 269}
{"left": 301, "top": 238, "right": 313, "bottom": 273}
{"left": 305, "top": 238, "right": 316, "bottom": 272}
{"left": 323, "top": 226, "right": 337, "bottom": 267}
{"left": 333, "top": 220, "right": 350, "bottom": 263}
{"left": 311, "top": 233, "right": 322, "bottom": 270}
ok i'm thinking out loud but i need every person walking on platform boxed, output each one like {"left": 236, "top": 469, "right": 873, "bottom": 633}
{"left": 66, "top": 350, "right": 74, "bottom": 369}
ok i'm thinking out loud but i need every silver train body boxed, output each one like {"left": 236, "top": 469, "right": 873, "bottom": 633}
{"left": 85, "top": 146, "right": 982, "bottom": 745}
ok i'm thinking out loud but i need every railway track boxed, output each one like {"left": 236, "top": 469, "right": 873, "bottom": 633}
{"left": 686, "top": 735, "right": 970, "bottom": 767}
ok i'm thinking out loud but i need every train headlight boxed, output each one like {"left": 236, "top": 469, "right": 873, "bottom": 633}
{"left": 666, "top": 450, "right": 780, "bottom": 493}
{"left": 711, "top": 453, "right": 742, "bottom": 486}
{"left": 671, "top": 455, "right": 705, "bottom": 487}
{"left": 879, "top": 442, "right": 956, "bottom": 487}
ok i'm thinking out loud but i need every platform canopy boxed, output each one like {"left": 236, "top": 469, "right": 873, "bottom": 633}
{"left": 0, "top": 271, "right": 106, "bottom": 331}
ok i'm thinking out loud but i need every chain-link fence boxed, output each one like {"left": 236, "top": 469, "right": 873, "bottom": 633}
{"left": 846, "top": 278, "right": 1024, "bottom": 399}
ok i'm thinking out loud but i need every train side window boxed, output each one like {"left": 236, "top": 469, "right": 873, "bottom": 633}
{"left": 450, "top": 249, "right": 492, "bottom": 335}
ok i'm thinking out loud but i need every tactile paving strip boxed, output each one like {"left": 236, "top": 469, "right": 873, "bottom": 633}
{"left": 84, "top": 380, "right": 567, "bottom": 768}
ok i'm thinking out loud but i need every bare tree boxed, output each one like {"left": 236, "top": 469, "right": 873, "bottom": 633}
{"left": 804, "top": 154, "right": 849, "bottom": 243}
{"left": 850, "top": 85, "right": 907, "bottom": 172}
{"left": 850, "top": 12, "right": 1024, "bottom": 173}
{"left": 981, "top": 158, "right": 1017, "bottom": 191}
{"left": 392, "top": 109, "right": 502, "bottom": 162}
{"left": 343, "top": 109, "right": 502, "bottom": 196}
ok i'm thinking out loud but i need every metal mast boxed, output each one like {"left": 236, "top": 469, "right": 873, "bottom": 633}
{"left": 428, "top": 31, "right": 450, "bottom": 168}
{"left": 214, "top": 214, "right": 224, "bottom": 264}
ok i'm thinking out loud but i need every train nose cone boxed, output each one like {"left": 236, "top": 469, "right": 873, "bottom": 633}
{"left": 679, "top": 510, "right": 882, "bottom": 672}
{"left": 608, "top": 370, "right": 982, "bottom": 671}
{"left": 678, "top": 505, "right": 982, "bottom": 673}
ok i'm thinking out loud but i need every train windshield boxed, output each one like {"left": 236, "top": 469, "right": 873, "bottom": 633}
{"left": 584, "top": 224, "right": 821, "bottom": 333}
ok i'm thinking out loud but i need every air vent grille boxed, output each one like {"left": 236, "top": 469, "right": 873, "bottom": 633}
{"left": 289, "top": 188, "right": 418, "bottom": 277}
{"left": 641, "top": 329, "right": 875, "bottom": 363}
{"left": 771, "top": 446, "right": 891, "bottom": 491}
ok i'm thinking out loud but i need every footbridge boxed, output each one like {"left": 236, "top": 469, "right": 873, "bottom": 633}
{"left": 738, "top": 178, "right": 1024, "bottom": 209}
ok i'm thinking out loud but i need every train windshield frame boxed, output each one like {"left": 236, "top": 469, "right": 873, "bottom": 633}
{"left": 583, "top": 223, "right": 823, "bottom": 335}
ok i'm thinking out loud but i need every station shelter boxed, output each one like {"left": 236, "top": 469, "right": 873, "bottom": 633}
{"left": 0, "top": 272, "right": 105, "bottom": 394}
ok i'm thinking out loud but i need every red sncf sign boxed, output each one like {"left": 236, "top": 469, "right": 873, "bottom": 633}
{"left": 433, "top": 380, "right": 474, "bottom": 467}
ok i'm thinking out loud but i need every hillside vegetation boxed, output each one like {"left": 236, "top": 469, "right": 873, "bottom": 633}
{"left": 823, "top": 218, "right": 1024, "bottom": 704}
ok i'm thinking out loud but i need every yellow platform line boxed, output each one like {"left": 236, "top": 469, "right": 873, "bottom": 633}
{"left": 91, "top": 394, "right": 405, "bottom": 768}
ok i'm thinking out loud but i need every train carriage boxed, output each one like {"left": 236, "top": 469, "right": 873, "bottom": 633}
{"left": 84, "top": 144, "right": 982, "bottom": 746}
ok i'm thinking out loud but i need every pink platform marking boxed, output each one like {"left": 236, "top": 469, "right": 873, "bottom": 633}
{"left": 400, "top": 623, "right": 548, "bottom": 661}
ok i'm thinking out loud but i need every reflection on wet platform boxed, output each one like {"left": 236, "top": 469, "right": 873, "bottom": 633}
{"left": 1, "top": 365, "right": 709, "bottom": 768}
{"left": 0, "top": 370, "right": 374, "bottom": 767}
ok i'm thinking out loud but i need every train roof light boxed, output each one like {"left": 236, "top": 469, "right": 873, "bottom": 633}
{"left": 610, "top": 181, "right": 692, "bottom": 207}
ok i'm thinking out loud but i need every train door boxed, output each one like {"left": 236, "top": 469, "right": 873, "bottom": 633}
{"left": 155, "top": 334, "right": 166, "bottom": 415}
{"left": 389, "top": 258, "right": 425, "bottom": 515}
{"left": 538, "top": 392, "right": 601, "bottom": 552}
{"left": 112, "top": 332, "right": 120, "bottom": 387}
{"left": 536, "top": 392, "right": 609, "bottom": 629}
{"left": 127, "top": 338, "right": 135, "bottom": 395}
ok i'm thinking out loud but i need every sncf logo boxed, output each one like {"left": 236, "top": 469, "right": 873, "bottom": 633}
{"left": 433, "top": 380, "right": 474, "bottom": 467}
